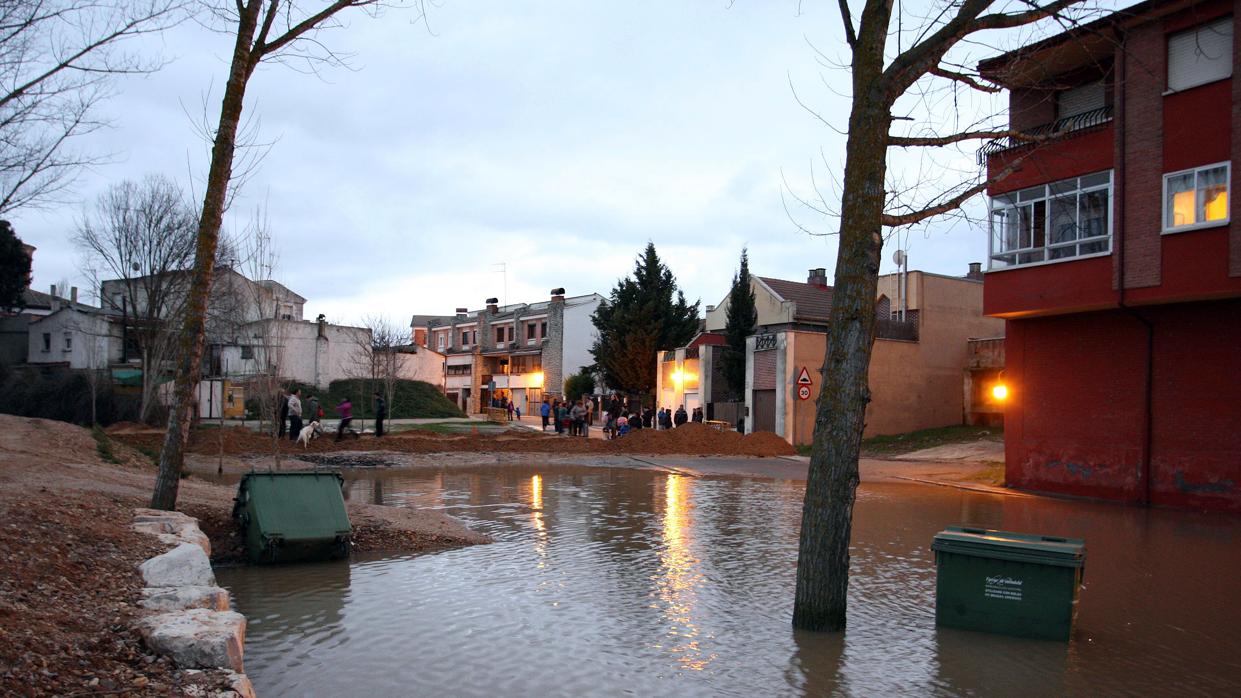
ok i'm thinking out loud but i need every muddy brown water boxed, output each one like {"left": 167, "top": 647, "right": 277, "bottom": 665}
{"left": 216, "top": 465, "right": 1241, "bottom": 696}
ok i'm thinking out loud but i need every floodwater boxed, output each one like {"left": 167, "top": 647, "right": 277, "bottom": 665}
{"left": 217, "top": 465, "right": 1241, "bottom": 696}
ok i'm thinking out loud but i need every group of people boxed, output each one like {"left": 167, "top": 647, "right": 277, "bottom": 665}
{"left": 539, "top": 397, "right": 593, "bottom": 436}
{"left": 277, "top": 388, "right": 387, "bottom": 441}
{"left": 490, "top": 394, "right": 522, "bottom": 421}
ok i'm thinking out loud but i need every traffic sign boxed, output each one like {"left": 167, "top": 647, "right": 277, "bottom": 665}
{"left": 797, "top": 367, "right": 813, "bottom": 385}
{"left": 798, "top": 385, "right": 812, "bottom": 400}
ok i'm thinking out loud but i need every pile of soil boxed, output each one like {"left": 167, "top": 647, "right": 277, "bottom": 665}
{"left": 0, "top": 490, "right": 239, "bottom": 696}
{"left": 114, "top": 422, "right": 796, "bottom": 459}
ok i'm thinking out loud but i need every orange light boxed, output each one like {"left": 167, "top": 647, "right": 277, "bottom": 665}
{"left": 991, "top": 383, "right": 1009, "bottom": 401}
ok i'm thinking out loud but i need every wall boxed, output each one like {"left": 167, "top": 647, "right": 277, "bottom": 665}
{"left": 704, "top": 278, "right": 793, "bottom": 332}
{"left": 559, "top": 294, "right": 601, "bottom": 391}
{"left": 223, "top": 320, "right": 370, "bottom": 388}
{"left": 25, "top": 310, "right": 116, "bottom": 370}
{"left": 1004, "top": 299, "right": 1241, "bottom": 511}
{"left": 394, "top": 346, "right": 445, "bottom": 387}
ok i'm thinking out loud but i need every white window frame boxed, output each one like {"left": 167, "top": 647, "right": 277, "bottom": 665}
{"left": 437, "top": 332, "right": 445, "bottom": 350}
{"left": 1166, "top": 17, "right": 1234, "bottom": 93}
{"left": 988, "top": 170, "right": 1114, "bottom": 270}
{"left": 1162, "top": 161, "right": 1231, "bottom": 233}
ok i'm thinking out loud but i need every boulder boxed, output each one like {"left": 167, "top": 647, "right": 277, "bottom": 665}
{"left": 222, "top": 671, "right": 257, "bottom": 698}
{"left": 140, "top": 542, "right": 216, "bottom": 588}
{"left": 140, "top": 609, "right": 246, "bottom": 673}
{"left": 133, "top": 509, "right": 212, "bottom": 556}
{"left": 141, "top": 585, "right": 231, "bottom": 612}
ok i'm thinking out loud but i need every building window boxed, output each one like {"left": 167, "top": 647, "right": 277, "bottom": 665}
{"left": 437, "top": 333, "right": 445, "bottom": 350}
{"left": 241, "top": 345, "right": 254, "bottom": 360}
{"left": 63, "top": 333, "right": 72, "bottom": 351}
{"left": 989, "top": 171, "right": 1112, "bottom": 269}
{"left": 447, "top": 364, "right": 471, "bottom": 376}
{"left": 526, "top": 323, "right": 536, "bottom": 342}
{"left": 495, "top": 327, "right": 505, "bottom": 344}
{"left": 461, "top": 331, "right": 470, "bottom": 347}
{"left": 1168, "top": 17, "right": 1233, "bottom": 92}
{"left": 540, "top": 321, "right": 547, "bottom": 338}
{"left": 1164, "top": 162, "right": 1230, "bottom": 232}
{"left": 1056, "top": 81, "right": 1104, "bottom": 120}
{"left": 41, "top": 333, "right": 50, "bottom": 352}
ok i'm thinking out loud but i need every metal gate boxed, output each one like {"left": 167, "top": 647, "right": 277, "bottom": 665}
{"left": 752, "top": 389, "right": 775, "bottom": 433}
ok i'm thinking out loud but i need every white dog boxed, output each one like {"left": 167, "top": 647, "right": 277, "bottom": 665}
{"left": 297, "top": 420, "right": 322, "bottom": 448}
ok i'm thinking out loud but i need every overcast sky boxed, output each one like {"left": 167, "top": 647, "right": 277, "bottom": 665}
{"left": 12, "top": 1, "right": 1102, "bottom": 328}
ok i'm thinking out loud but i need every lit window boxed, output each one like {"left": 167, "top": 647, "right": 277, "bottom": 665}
{"left": 1164, "top": 162, "right": 1230, "bottom": 232}
{"left": 989, "top": 171, "right": 1112, "bottom": 269}
{"left": 1168, "top": 18, "right": 1233, "bottom": 92}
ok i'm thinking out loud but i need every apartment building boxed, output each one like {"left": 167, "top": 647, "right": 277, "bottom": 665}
{"left": 412, "top": 289, "right": 603, "bottom": 414}
{"left": 980, "top": 0, "right": 1241, "bottom": 510}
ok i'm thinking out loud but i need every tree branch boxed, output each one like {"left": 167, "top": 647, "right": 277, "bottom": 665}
{"left": 837, "top": 0, "right": 858, "bottom": 48}
{"left": 928, "top": 65, "right": 1001, "bottom": 93}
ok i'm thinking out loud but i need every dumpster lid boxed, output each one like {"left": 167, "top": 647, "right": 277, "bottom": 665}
{"left": 931, "top": 525, "right": 1085, "bottom": 567}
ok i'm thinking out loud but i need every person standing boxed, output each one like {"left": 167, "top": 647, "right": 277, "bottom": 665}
{"left": 570, "top": 399, "right": 585, "bottom": 437}
{"left": 373, "top": 392, "right": 387, "bottom": 438}
{"left": 507, "top": 399, "right": 515, "bottom": 422}
{"left": 287, "top": 388, "right": 303, "bottom": 441}
{"left": 540, "top": 398, "right": 551, "bottom": 431}
{"left": 307, "top": 394, "right": 320, "bottom": 423}
{"left": 277, "top": 389, "right": 290, "bottom": 438}
{"left": 674, "top": 405, "right": 688, "bottom": 427}
{"left": 336, "top": 397, "right": 353, "bottom": 441}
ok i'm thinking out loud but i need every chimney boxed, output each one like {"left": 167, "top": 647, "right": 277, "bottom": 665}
{"left": 967, "top": 262, "right": 983, "bottom": 280}
{"left": 550, "top": 287, "right": 565, "bottom": 302}
{"left": 455, "top": 307, "right": 468, "bottom": 320}
{"left": 70, "top": 287, "right": 78, "bottom": 304}
{"left": 705, "top": 304, "right": 715, "bottom": 313}
{"left": 49, "top": 284, "right": 57, "bottom": 298}
{"left": 807, "top": 268, "right": 828, "bottom": 287}
{"left": 485, "top": 297, "right": 499, "bottom": 314}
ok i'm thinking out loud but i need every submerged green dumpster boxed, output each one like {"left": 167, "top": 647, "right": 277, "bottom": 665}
{"left": 932, "top": 526, "right": 1085, "bottom": 640}
{"left": 233, "top": 471, "right": 352, "bottom": 563}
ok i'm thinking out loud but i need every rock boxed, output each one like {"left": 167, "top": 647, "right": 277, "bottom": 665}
{"left": 140, "top": 609, "right": 245, "bottom": 673}
{"left": 133, "top": 509, "right": 211, "bottom": 556}
{"left": 222, "top": 670, "right": 257, "bottom": 698}
{"left": 139, "top": 543, "right": 215, "bottom": 588}
{"left": 140, "top": 586, "right": 230, "bottom": 612}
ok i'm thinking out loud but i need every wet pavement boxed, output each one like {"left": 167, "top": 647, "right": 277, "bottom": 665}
{"left": 217, "top": 465, "right": 1241, "bottom": 696}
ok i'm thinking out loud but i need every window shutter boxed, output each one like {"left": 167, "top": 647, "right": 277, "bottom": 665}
{"left": 1057, "top": 81, "right": 1104, "bottom": 119}
{"left": 1168, "top": 17, "right": 1234, "bottom": 92}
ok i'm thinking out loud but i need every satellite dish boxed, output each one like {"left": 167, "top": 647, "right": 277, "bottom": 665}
{"left": 892, "top": 249, "right": 906, "bottom": 266}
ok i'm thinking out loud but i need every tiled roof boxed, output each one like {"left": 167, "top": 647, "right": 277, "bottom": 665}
{"left": 758, "top": 277, "right": 834, "bottom": 321}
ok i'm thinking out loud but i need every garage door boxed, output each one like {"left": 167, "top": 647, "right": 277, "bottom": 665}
{"left": 752, "top": 389, "right": 775, "bottom": 433}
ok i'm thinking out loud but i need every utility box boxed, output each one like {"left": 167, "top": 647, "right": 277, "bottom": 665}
{"left": 932, "top": 526, "right": 1085, "bottom": 640}
{"left": 233, "top": 472, "right": 352, "bottom": 564}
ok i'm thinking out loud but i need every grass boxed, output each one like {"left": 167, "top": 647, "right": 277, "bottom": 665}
{"left": 91, "top": 425, "right": 121, "bottom": 464}
{"left": 399, "top": 422, "right": 507, "bottom": 435}
{"left": 795, "top": 424, "right": 1004, "bottom": 458}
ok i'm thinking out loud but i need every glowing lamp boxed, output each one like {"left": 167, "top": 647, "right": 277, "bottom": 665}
{"left": 531, "top": 371, "right": 544, "bottom": 387}
{"left": 991, "top": 383, "right": 1009, "bottom": 401}
{"left": 671, "top": 369, "right": 684, "bottom": 385}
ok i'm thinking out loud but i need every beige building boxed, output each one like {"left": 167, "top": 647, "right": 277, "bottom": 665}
{"left": 740, "top": 268, "right": 1002, "bottom": 443}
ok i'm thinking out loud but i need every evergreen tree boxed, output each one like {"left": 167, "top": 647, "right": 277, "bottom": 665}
{"left": 590, "top": 243, "right": 699, "bottom": 397}
{"left": 722, "top": 248, "right": 757, "bottom": 399}
{"left": 0, "top": 220, "right": 31, "bottom": 310}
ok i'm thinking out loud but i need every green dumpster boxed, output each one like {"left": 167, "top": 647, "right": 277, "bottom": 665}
{"left": 233, "top": 471, "right": 352, "bottom": 563}
{"left": 932, "top": 526, "right": 1085, "bottom": 640}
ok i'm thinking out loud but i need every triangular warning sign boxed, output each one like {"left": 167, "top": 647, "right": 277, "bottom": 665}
{"left": 797, "top": 367, "right": 813, "bottom": 385}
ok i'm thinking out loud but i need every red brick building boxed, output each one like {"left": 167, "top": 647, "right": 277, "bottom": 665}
{"left": 981, "top": 0, "right": 1241, "bottom": 511}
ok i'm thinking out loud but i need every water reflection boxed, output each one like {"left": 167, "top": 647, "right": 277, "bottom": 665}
{"left": 220, "top": 467, "right": 1241, "bottom": 697}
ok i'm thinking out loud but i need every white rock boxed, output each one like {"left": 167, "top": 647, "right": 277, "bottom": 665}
{"left": 141, "top": 586, "right": 231, "bottom": 612}
{"left": 222, "top": 671, "right": 257, "bottom": 698}
{"left": 140, "top": 542, "right": 216, "bottom": 588}
{"left": 140, "top": 609, "right": 246, "bottom": 673}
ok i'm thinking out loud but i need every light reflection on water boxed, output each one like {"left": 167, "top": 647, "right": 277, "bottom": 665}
{"left": 216, "top": 465, "right": 1241, "bottom": 697}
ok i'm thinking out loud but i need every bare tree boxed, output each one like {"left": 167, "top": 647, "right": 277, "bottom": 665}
{"left": 790, "top": 0, "right": 1100, "bottom": 631}
{"left": 75, "top": 175, "right": 197, "bottom": 423}
{"left": 152, "top": 0, "right": 429, "bottom": 510}
{"left": 0, "top": 1, "right": 187, "bottom": 213}
{"left": 355, "top": 314, "right": 407, "bottom": 417}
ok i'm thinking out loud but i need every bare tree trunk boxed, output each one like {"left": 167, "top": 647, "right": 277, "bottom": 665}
{"left": 793, "top": 7, "right": 891, "bottom": 631}
{"left": 151, "top": 2, "right": 262, "bottom": 510}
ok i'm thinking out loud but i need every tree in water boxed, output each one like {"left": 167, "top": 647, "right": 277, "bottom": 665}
{"left": 590, "top": 242, "right": 699, "bottom": 400}
{"left": 151, "top": 0, "right": 428, "bottom": 511}
{"left": 721, "top": 247, "right": 756, "bottom": 400}
{"left": 792, "top": 0, "right": 1095, "bottom": 631}
{"left": 0, "top": 220, "right": 31, "bottom": 310}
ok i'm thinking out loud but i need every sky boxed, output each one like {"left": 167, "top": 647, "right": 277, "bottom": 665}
{"left": 12, "top": 0, "right": 1107, "bottom": 329}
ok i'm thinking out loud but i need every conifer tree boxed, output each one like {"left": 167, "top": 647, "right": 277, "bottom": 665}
{"left": 721, "top": 248, "right": 757, "bottom": 399}
{"left": 0, "top": 220, "right": 31, "bottom": 310}
{"left": 590, "top": 243, "right": 699, "bottom": 398}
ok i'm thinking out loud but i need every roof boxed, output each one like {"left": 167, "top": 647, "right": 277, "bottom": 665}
{"left": 689, "top": 331, "right": 726, "bottom": 348}
{"left": 19, "top": 288, "right": 99, "bottom": 314}
{"left": 977, "top": 0, "right": 1192, "bottom": 87}
{"left": 758, "top": 277, "right": 835, "bottom": 322}
{"left": 257, "top": 279, "right": 306, "bottom": 303}
{"left": 411, "top": 292, "right": 604, "bottom": 327}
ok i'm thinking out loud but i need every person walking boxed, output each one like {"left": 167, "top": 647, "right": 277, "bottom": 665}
{"left": 540, "top": 398, "right": 551, "bottom": 431}
{"left": 373, "top": 392, "right": 387, "bottom": 438}
{"left": 277, "top": 389, "right": 290, "bottom": 438}
{"left": 336, "top": 397, "right": 353, "bottom": 441}
{"left": 287, "top": 389, "right": 304, "bottom": 441}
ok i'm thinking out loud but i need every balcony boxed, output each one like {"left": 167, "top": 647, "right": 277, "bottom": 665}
{"left": 978, "top": 105, "right": 1113, "bottom": 164}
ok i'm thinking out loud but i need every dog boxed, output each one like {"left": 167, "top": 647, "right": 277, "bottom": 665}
{"left": 297, "top": 420, "right": 322, "bottom": 448}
